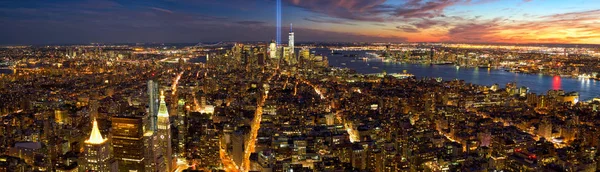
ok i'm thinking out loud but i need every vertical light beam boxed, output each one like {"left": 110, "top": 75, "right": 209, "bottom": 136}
{"left": 276, "top": 0, "right": 281, "bottom": 46}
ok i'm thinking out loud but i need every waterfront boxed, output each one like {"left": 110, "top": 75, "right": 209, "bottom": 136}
{"left": 321, "top": 49, "right": 600, "bottom": 101}
{"left": 4, "top": 50, "right": 598, "bottom": 101}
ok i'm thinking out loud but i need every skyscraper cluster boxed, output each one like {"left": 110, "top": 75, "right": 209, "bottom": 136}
{"left": 75, "top": 81, "right": 175, "bottom": 172}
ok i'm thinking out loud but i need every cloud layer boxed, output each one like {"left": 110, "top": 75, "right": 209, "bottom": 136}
{"left": 0, "top": 0, "right": 598, "bottom": 44}
{"left": 287, "top": 0, "right": 600, "bottom": 43}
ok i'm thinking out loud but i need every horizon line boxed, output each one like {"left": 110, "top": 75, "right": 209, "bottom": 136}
{"left": 3, "top": 41, "right": 600, "bottom": 47}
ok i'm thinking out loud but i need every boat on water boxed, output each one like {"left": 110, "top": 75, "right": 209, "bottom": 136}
{"left": 341, "top": 63, "right": 346, "bottom": 66}
{"left": 390, "top": 73, "right": 414, "bottom": 79}
{"left": 372, "top": 67, "right": 379, "bottom": 69}
{"left": 365, "top": 52, "right": 382, "bottom": 59}
{"left": 351, "top": 60, "right": 356, "bottom": 62}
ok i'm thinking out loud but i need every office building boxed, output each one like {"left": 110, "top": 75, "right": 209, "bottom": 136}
{"left": 112, "top": 117, "right": 146, "bottom": 171}
{"left": 148, "top": 80, "right": 159, "bottom": 131}
{"left": 157, "top": 91, "right": 173, "bottom": 171}
{"left": 176, "top": 98, "right": 187, "bottom": 157}
{"left": 80, "top": 119, "right": 116, "bottom": 172}
{"left": 288, "top": 24, "right": 294, "bottom": 56}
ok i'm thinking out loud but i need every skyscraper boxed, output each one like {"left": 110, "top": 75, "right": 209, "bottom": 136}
{"left": 269, "top": 40, "right": 277, "bottom": 59}
{"left": 157, "top": 91, "right": 173, "bottom": 172}
{"left": 538, "top": 118, "right": 553, "bottom": 139}
{"left": 112, "top": 117, "right": 147, "bottom": 171}
{"left": 148, "top": 80, "right": 159, "bottom": 131}
{"left": 80, "top": 119, "right": 116, "bottom": 172}
{"left": 231, "top": 129, "right": 246, "bottom": 167}
{"left": 176, "top": 98, "right": 187, "bottom": 158}
{"left": 288, "top": 23, "right": 295, "bottom": 56}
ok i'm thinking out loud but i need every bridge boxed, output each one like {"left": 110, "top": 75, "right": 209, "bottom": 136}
{"left": 192, "top": 42, "right": 228, "bottom": 48}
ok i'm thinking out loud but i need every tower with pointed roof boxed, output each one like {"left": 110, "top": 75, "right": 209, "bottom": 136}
{"left": 80, "top": 119, "right": 116, "bottom": 172}
{"left": 148, "top": 80, "right": 159, "bottom": 131}
{"left": 157, "top": 91, "right": 173, "bottom": 172}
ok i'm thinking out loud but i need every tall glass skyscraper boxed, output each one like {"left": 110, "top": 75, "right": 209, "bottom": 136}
{"left": 148, "top": 80, "right": 159, "bottom": 131}
{"left": 289, "top": 23, "right": 294, "bottom": 56}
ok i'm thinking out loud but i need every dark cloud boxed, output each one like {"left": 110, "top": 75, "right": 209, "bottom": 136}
{"left": 387, "top": 17, "right": 450, "bottom": 34}
{"left": 285, "top": 0, "right": 389, "bottom": 21}
{"left": 303, "top": 17, "right": 357, "bottom": 25}
{"left": 1, "top": 0, "right": 597, "bottom": 44}
{"left": 396, "top": 26, "right": 420, "bottom": 33}
{"left": 541, "top": 9, "right": 600, "bottom": 19}
{"left": 0, "top": 1, "right": 404, "bottom": 45}
{"left": 235, "top": 21, "right": 267, "bottom": 25}
{"left": 445, "top": 18, "right": 502, "bottom": 42}
{"left": 148, "top": 7, "right": 173, "bottom": 14}
{"left": 393, "top": 0, "right": 461, "bottom": 18}
{"left": 413, "top": 18, "right": 448, "bottom": 29}
{"left": 295, "top": 27, "right": 408, "bottom": 42}
{"left": 284, "top": 0, "right": 499, "bottom": 22}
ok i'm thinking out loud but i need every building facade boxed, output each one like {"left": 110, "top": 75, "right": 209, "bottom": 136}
{"left": 80, "top": 119, "right": 116, "bottom": 172}
{"left": 157, "top": 91, "right": 173, "bottom": 172}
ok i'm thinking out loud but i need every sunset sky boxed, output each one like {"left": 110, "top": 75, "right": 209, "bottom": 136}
{"left": 1, "top": 0, "right": 599, "bottom": 44}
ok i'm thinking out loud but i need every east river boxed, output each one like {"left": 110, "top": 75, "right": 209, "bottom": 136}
{"left": 319, "top": 49, "right": 600, "bottom": 101}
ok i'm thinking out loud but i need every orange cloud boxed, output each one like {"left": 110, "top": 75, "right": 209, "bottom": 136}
{"left": 437, "top": 10, "right": 600, "bottom": 43}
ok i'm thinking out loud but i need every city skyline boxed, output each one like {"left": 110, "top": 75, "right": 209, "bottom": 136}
{"left": 2, "top": 0, "right": 600, "bottom": 45}
{"left": 1, "top": 20, "right": 600, "bottom": 171}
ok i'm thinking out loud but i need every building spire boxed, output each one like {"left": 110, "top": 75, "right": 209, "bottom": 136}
{"left": 86, "top": 118, "right": 106, "bottom": 144}
{"left": 290, "top": 23, "right": 293, "bottom": 32}
{"left": 158, "top": 90, "right": 169, "bottom": 117}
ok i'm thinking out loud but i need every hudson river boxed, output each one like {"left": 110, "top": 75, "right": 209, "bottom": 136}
{"left": 321, "top": 49, "right": 600, "bottom": 101}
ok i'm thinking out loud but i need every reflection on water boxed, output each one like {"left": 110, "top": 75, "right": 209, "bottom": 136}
{"left": 553, "top": 76, "right": 561, "bottom": 91}
{"left": 318, "top": 49, "right": 600, "bottom": 101}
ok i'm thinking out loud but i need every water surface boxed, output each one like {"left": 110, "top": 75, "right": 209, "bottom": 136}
{"left": 317, "top": 49, "right": 599, "bottom": 101}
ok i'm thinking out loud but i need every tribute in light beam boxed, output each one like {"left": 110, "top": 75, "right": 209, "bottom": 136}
{"left": 276, "top": 0, "right": 281, "bottom": 45}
